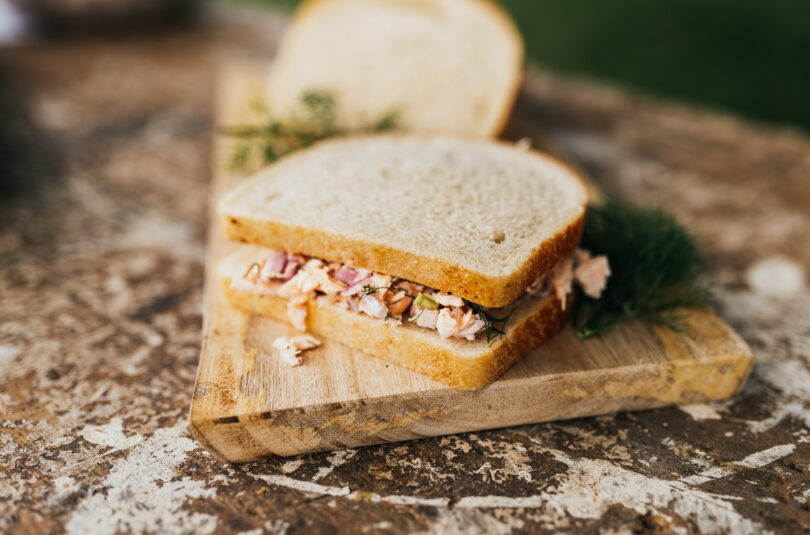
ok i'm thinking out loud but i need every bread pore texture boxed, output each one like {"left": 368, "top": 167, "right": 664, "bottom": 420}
{"left": 218, "top": 135, "right": 588, "bottom": 307}
{"left": 267, "top": 0, "right": 524, "bottom": 137}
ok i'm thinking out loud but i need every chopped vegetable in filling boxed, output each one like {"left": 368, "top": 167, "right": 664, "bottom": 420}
{"left": 232, "top": 248, "right": 609, "bottom": 341}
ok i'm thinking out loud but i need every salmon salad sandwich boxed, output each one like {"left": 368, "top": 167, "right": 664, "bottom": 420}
{"left": 217, "top": 135, "right": 609, "bottom": 389}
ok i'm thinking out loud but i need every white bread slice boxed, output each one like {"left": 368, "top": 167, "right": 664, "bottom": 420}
{"left": 218, "top": 135, "right": 588, "bottom": 308}
{"left": 219, "top": 245, "right": 568, "bottom": 390}
{"left": 267, "top": 0, "right": 524, "bottom": 137}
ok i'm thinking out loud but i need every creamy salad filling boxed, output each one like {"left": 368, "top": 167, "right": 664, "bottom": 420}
{"left": 272, "top": 334, "right": 320, "bottom": 367}
{"left": 231, "top": 248, "right": 609, "bottom": 341}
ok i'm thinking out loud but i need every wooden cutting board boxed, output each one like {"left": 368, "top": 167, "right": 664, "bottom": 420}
{"left": 189, "top": 61, "right": 754, "bottom": 462}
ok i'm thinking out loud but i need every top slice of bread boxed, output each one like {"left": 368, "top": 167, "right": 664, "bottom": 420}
{"left": 267, "top": 0, "right": 524, "bottom": 137}
{"left": 218, "top": 135, "right": 588, "bottom": 308}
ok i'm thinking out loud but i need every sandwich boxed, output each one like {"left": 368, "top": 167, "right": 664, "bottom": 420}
{"left": 217, "top": 135, "right": 609, "bottom": 389}
{"left": 266, "top": 0, "right": 524, "bottom": 137}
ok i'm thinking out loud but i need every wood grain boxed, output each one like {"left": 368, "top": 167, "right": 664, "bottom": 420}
{"left": 189, "top": 60, "right": 755, "bottom": 462}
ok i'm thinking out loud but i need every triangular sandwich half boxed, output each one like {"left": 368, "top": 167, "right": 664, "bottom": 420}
{"left": 218, "top": 135, "right": 597, "bottom": 390}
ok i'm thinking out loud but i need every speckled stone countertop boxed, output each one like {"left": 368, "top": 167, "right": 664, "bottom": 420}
{"left": 2, "top": 7, "right": 810, "bottom": 535}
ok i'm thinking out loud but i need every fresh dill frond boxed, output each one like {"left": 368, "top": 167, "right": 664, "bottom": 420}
{"left": 360, "top": 286, "right": 415, "bottom": 299}
{"left": 230, "top": 144, "right": 251, "bottom": 172}
{"left": 243, "top": 262, "right": 262, "bottom": 279}
{"left": 574, "top": 197, "right": 711, "bottom": 338}
{"left": 465, "top": 300, "right": 514, "bottom": 345}
{"left": 225, "top": 90, "right": 398, "bottom": 173}
{"left": 371, "top": 111, "right": 399, "bottom": 132}
{"left": 301, "top": 91, "right": 337, "bottom": 130}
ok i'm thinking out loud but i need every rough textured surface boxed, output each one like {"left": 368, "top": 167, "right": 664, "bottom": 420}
{"left": 2, "top": 6, "right": 810, "bottom": 534}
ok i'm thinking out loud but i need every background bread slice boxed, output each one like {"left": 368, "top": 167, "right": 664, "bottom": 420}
{"left": 219, "top": 135, "right": 588, "bottom": 307}
{"left": 267, "top": 0, "right": 524, "bottom": 137}
{"left": 219, "top": 246, "right": 568, "bottom": 390}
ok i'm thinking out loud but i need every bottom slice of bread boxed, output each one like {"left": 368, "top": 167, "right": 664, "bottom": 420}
{"left": 219, "top": 275, "right": 568, "bottom": 391}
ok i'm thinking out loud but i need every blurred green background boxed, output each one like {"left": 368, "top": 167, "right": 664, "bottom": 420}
{"left": 233, "top": 0, "right": 810, "bottom": 132}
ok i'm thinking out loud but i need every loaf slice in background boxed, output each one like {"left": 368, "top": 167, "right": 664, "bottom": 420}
{"left": 267, "top": 0, "right": 524, "bottom": 137}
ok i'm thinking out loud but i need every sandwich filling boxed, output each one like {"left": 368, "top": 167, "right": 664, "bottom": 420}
{"left": 230, "top": 248, "right": 609, "bottom": 341}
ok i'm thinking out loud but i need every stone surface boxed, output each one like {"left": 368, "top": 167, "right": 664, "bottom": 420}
{"left": 2, "top": 6, "right": 810, "bottom": 534}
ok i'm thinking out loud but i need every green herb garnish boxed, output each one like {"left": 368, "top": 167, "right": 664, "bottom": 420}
{"left": 464, "top": 300, "right": 514, "bottom": 345}
{"left": 574, "top": 197, "right": 711, "bottom": 338}
{"left": 225, "top": 91, "right": 398, "bottom": 173}
{"left": 243, "top": 262, "right": 261, "bottom": 279}
{"left": 361, "top": 286, "right": 414, "bottom": 299}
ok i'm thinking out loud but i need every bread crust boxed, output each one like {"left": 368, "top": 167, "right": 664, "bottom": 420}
{"left": 220, "top": 134, "right": 588, "bottom": 307}
{"left": 282, "top": 0, "right": 525, "bottom": 138}
{"left": 221, "top": 277, "right": 569, "bottom": 390}
{"left": 223, "top": 210, "right": 582, "bottom": 308}
{"left": 469, "top": 0, "right": 525, "bottom": 137}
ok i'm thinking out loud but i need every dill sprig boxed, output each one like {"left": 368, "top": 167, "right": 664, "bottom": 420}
{"left": 574, "top": 197, "right": 712, "bottom": 338}
{"left": 465, "top": 300, "right": 514, "bottom": 345}
{"left": 225, "top": 91, "right": 398, "bottom": 173}
{"left": 243, "top": 262, "right": 262, "bottom": 278}
{"left": 361, "top": 286, "right": 415, "bottom": 299}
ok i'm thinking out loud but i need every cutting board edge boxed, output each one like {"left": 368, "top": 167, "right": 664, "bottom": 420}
{"left": 189, "top": 346, "right": 753, "bottom": 461}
